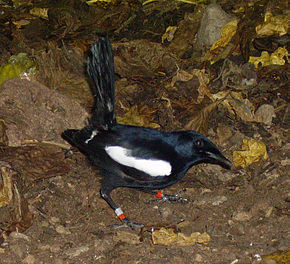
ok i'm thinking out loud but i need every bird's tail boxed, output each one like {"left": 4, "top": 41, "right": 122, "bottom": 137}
{"left": 87, "top": 37, "right": 116, "bottom": 129}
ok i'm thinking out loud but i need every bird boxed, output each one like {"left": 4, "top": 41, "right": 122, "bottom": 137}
{"left": 62, "top": 37, "right": 232, "bottom": 229}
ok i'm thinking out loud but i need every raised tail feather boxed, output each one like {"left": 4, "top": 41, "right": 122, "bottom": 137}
{"left": 87, "top": 37, "right": 116, "bottom": 129}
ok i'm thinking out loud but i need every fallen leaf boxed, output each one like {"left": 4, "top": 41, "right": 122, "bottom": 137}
{"left": 211, "top": 91, "right": 255, "bottom": 122}
{"left": 29, "top": 8, "right": 49, "bottom": 19}
{"left": 171, "top": 70, "right": 194, "bottom": 87}
{"left": 217, "top": 125, "right": 232, "bottom": 144}
{"left": 210, "top": 20, "right": 239, "bottom": 51}
{"left": 0, "top": 53, "right": 37, "bottom": 85}
{"left": 192, "top": 69, "right": 210, "bottom": 104}
{"left": 12, "top": 19, "right": 30, "bottom": 29}
{"left": 162, "top": 26, "right": 177, "bottom": 43}
{"left": 256, "top": 12, "right": 288, "bottom": 37}
{"left": 0, "top": 120, "right": 8, "bottom": 146}
{"left": 171, "top": 69, "right": 210, "bottom": 104}
{"left": 249, "top": 47, "right": 288, "bottom": 68}
{"left": 262, "top": 250, "right": 290, "bottom": 264}
{"left": 152, "top": 227, "right": 211, "bottom": 246}
{"left": 117, "top": 105, "right": 160, "bottom": 128}
{"left": 0, "top": 162, "right": 33, "bottom": 244}
{"left": 0, "top": 163, "right": 13, "bottom": 207}
{"left": 185, "top": 101, "right": 219, "bottom": 134}
{"left": 233, "top": 139, "right": 269, "bottom": 168}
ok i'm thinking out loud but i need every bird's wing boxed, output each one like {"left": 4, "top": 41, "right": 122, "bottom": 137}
{"left": 100, "top": 125, "right": 180, "bottom": 178}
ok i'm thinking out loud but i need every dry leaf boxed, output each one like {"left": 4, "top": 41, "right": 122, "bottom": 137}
{"left": 262, "top": 250, "right": 290, "bottom": 263}
{"left": 0, "top": 163, "right": 13, "bottom": 207}
{"left": 211, "top": 91, "right": 255, "bottom": 122}
{"left": 233, "top": 139, "right": 269, "bottom": 168}
{"left": 117, "top": 105, "right": 160, "bottom": 128}
{"left": 177, "top": 0, "right": 206, "bottom": 4}
{"left": 185, "top": 102, "right": 219, "bottom": 134}
{"left": 12, "top": 19, "right": 30, "bottom": 29}
{"left": 210, "top": 20, "right": 239, "bottom": 51}
{"left": 152, "top": 227, "right": 211, "bottom": 246}
{"left": 29, "top": 8, "right": 49, "bottom": 19}
{"left": 0, "top": 120, "right": 8, "bottom": 146}
{"left": 217, "top": 125, "right": 232, "bottom": 144}
{"left": 256, "top": 12, "right": 288, "bottom": 37}
{"left": 171, "top": 70, "right": 194, "bottom": 87}
{"left": 0, "top": 162, "right": 33, "bottom": 244}
{"left": 192, "top": 69, "right": 210, "bottom": 104}
{"left": 249, "top": 47, "right": 288, "bottom": 68}
{"left": 171, "top": 69, "right": 210, "bottom": 104}
{"left": 162, "top": 26, "right": 177, "bottom": 43}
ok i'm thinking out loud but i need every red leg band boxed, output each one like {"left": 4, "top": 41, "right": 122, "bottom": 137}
{"left": 155, "top": 191, "right": 163, "bottom": 198}
{"left": 118, "top": 214, "right": 126, "bottom": 221}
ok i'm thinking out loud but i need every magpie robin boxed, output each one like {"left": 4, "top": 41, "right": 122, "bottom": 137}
{"left": 62, "top": 37, "right": 232, "bottom": 229}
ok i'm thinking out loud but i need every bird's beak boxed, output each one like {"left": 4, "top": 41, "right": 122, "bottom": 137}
{"left": 206, "top": 151, "right": 232, "bottom": 170}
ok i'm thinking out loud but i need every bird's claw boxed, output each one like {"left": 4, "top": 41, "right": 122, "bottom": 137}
{"left": 159, "top": 194, "right": 188, "bottom": 203}
{"left": 110, "top": 218, "right": 144, "bottom": 230}
{"left": 147, "top": 189, "right": 188, "bottom": 204}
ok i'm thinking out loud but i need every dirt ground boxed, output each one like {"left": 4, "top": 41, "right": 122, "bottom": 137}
{"left": 0, "top": 123, "right": 289, "bottom": 264}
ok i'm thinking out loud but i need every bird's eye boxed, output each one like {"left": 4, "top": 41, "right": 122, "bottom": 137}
{"left": 194, "top": 139, "right": 204, "bottom": 149}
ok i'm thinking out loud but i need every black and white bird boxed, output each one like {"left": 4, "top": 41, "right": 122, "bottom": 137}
{"left": 62, "top": 37, "right": 232, "bottom": 228}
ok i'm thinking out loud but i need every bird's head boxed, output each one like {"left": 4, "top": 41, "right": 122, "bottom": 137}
{"left": 176, "top": 131, "right": 232, "bottom": 170}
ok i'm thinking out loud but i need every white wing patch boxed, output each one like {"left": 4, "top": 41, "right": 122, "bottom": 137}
{"left": 105, "top": 146, "right": 171, "bottom": 177}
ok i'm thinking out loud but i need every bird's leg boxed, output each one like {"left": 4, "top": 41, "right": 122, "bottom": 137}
{"left": 142, "top": 189, "right": 188, "bottom": 204}
{"left": 100, "top": 185, "right": 143, "bottom": 230}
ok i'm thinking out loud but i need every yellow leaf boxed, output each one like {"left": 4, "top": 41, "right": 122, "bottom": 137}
{"left": 210, "top": 20, "right": 239, "bottom": 51}
{"left": 233, "top": 139, "right": 269, "bottom": 168}
{"left": 177, "top": 0, "right": 207, "bottom": 4}
{"left": 12, "top": 19, "right": 30, "bottom": 29}
{"left": 162, "top": 26, "right": 177, "bottom": 43}
{"left": 249, "top": 47, "right": 288, "bottom": 68}
{"left": 256, "top": 12, "right": 288, "bottom": 37}
{"left": 0, "top": 165, "right": 13, "bottom": 207}
{"left": 30, "top": 8, "right": 49, "bottom": 19}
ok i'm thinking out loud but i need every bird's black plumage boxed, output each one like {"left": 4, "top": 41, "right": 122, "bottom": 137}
{"left": 62, "top": 37, "right": 232, "bottom": 228}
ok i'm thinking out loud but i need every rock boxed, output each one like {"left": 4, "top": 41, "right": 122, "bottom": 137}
{"left": 0, "top": 78, "right": 88, "bottom": 146}
{"left": 159, "top": 206, "right": 172, "bottom": 218}
{"left": 212, "top": 195, "right": 228, "bottom": 206}
{"left": 233, "top": 211, "right": 252, "bottom": 221}
{"left": 255, "top": 104, "right": 276, "bottom": 125}
{"left": 55, "top": 224, "right": 71, "bottom": 235}
{"left": 194, "top": 253, "right": 203, "bottom": 262}
{"left": 49, "top": 216, "right": 60, "bottom": 224}
{"left": 9, "top": 232, "right": 30, "bottom": 242}
{"left": 23, "top": 255, "right": 36, "bottom": 264}
{"left": 65, "top": 245, "right": 90, "bottom": 257}
{"left": 196, "top": 4, "right": 236, "bottom": 50}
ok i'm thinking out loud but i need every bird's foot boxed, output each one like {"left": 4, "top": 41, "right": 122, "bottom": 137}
{"left": 110, "top": 218, "right": 144, "bottom": 230}
{"left": 147, "top": 189, "right": 188, "bottom": 204}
